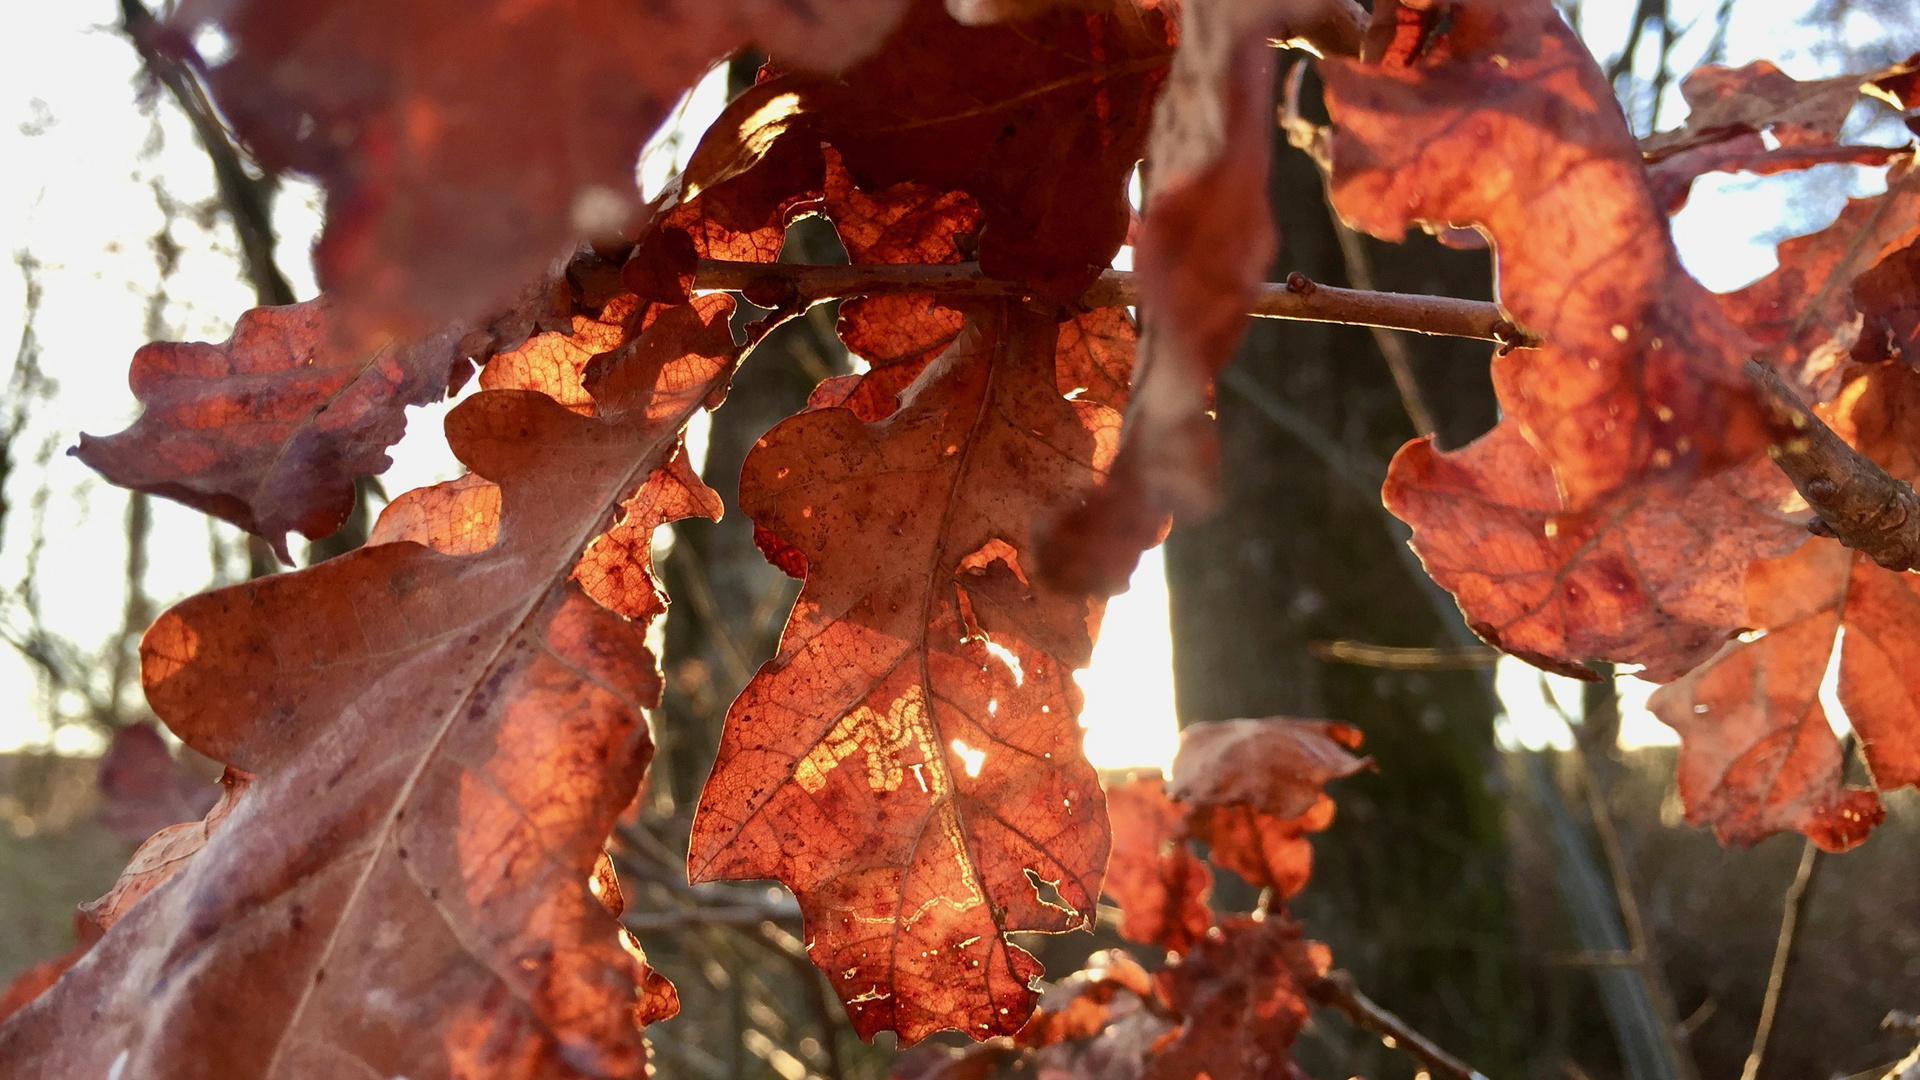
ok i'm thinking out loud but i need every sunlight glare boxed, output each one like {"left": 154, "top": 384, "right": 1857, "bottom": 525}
{"left": 1075, "top": 546, "right": 1179, "bottom": 774}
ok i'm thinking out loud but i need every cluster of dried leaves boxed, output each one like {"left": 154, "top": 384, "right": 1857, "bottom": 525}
{"left": 7, "top": 0, "right": 1920, "bottom": 1074}
{"left": 892, "top": 718, "right": 1368, "bottom": 1080}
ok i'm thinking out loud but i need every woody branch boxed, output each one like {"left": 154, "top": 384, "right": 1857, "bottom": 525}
{"left": 1309, "top": 970, "right": 1490, "bottom": 1080}
{"left": 690, "top": 258, "right": 1536, "bottom": 347}
{"left": 697, "top": 260, "right": 1916, "bottom": 572}
{"left": 1746, "top": 360, "right": 1920, "bottom": 572}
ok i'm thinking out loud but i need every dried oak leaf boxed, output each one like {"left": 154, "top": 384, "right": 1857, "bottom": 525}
{"left": 690, "top": 302, "right": 1122, "bottom": 1043}
{"left": 1384, "top": 422, "right": 1807, "bottom": 681}
{"left": 1855, "top": 235, "right": 1920, "bottom": 367}
{"left": 482, "top": 295, "right": 647, "bottom": 414}
{"left": 1646, "top": 136, "right": 1902, "bottom": 217}
{"left": 1023, "top": 951, "right": 1173, "bottom": 1080}
{"left": 621, "top": 92, "right": 831, "bottom": 305}
{"left": 1103, "top": 775, "right": 1212, "bottom": 956}
{"left": 177, "top": 0, "right": 909, "bottom": 343}
{"left": 893, "top": 1041, "right": 1013, "bottom": 1080}
{"left": 0, "top": 299, "right": 738, "bottom": 1078}
{"left": 752, "top": 0, "right": 1173, "bottom": 300}
{"left": 1638, "top": 58, "right": 1912, "bottom": 212}
{"left": 1017, "top": 949, "right": 1156, "bottom": 1048}
{"left": 1141, "top": 915, "right": 1326, "bottom": 1080}
{"left": 820, "top": 160, "right": 1137, "bottom": 418}
{"left": 1186, "top": 799, "right": 1332, "bottom": 899}
{"left": 1642, "top": 60, "right": 1876, "bottom": 159}
{"left": 74, "top": 303, "right": 471, "bottom": 561}
{"left": 825, "top": 149, "right": 979, "bottom": 374}
{"left": 1323, "top": 0, "right": 1771, "bottom": 509}
{"left": 79, "top": 767, "right": 252, "bottom": 937}
{"left": 1033, "top": 1008, "right": 1177, "bottom": 1080}
{"left": 1167, "top": 718, "right": 1367, "bottom": 821}
{"left": 1719, "top": 165, "right": 1920, "bottom": 388}
{"left": 1168, "top": 718, "right": 1365, "bottom": 897}
{"left": 1650, "top": 363, "right": 1920, "bottom": 850}
{"left": 1040, "top": 0, "right": 1363, "bottom": 596}
{"left": 1870, "top": 52, "right": 1920, "bottom": 110}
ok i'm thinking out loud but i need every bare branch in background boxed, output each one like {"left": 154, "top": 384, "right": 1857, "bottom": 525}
{"left": 118, "top": 0, "right": 295, "bottom": 307}
{"left": 1741, "top": 837, "right": 1824, "bottom": 1080}
{"left": 1310, "top": 970, "right": 1491, "bottom": 1080}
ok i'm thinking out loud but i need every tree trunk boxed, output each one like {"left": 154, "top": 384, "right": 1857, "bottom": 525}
{"left": 1163, "top": 62, "right": 1527, "bottom": 1077}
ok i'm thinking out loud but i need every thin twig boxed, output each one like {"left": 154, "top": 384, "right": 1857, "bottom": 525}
{"left": 691, "top": 259, "right": 1530, "bottom": 346}
{"left": 1739, "top": 838, "right": 1822, "bottom": 1080}
{"left": 748, "top": 922, "right": 848, "bottom": 1080}
{"left": 119, "top": 0, "right": 295, "bottom": 307}
{"left": 1328, "top": 217, "right": 1441, "bottom": 438}
{"left": 1566, "top": 700, "right": 1699, "bottom": 1080}
{"left": 1543, "top": 951, "right": 1644, "bottom": 967}
{"left": 1309, "top": 640, "right": 1500, "bottom": 669}
{"left": 1310, "top": 970, "right": 1490, "bottom": 1080}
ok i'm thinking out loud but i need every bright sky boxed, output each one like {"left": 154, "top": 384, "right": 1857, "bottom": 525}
{"left": 0, "top": 1, "right": 1907, "bottom": 767}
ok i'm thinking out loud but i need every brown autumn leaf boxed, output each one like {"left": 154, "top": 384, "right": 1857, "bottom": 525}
{"left": 1381, "top": 137, "right": 1917, "bottom": 681}
{"left": 1185, "top": 798, "right": 1333, "bottom": 899}
{"left": 79, "top": 768, "right": 252, "bottom": 937}
{"left": 1648, "top": 541, "right": 1886, "bottom": 851}
{"left": 73, "top": 303, "right": 474, "bottom": 560}
{"left": 1870, "top": 52, "right": 1920, "bottom": 110}
{"left": 1384, "top": 422, "right": 1806, "bottom": 681}
{"left": 1017, "top": 949, "right": 1156, "bottom": 1048}
{"left": 621, "top": 91, "right": 831, "bottom": 306}
{"left": 893, "top": 1041, "right": 1012, "bottom": 1080}
{"left": 1167, "top": 718, "right": 1363, "bottom": 897}
{"left": 825, "top": 149, "right": 979, "bottom": 374}
{"left": 748, "top": 0, "right": 1173, "bottom": 300}
{"left": 178, "top": 0, "right": 910, "bottom": 344}
{"left": 1167, "top": 718, "right": 1367, "bottom": 821}
{"left": 1103, "top": 775, "right": 1212, "bottom": 956}
{"left": 0, "top": 943, "right": 89, "bottom": 1028}
{"left": 1642, "top": 60, "right": 1876, "bottom": 160}
{"left": 1323, "top": 0, "right": 1771, "bottom": 510}
{"left": 1140, "top": 914, "right": 1325, "bottom": 1080}
{"left": 1645, "top": 136, "right": 1902, "bottom": 216}
{"left": 1041, "top": 0, "right": 1362, "bottom": 596}
{"left": 482, "top": 295, "right": 647, "bottom": 414}
{"left": 1650, "top": 363, "right": 1920, "bottom": 850}
{"left": 1719, "top": 165, "right": 1920, "bottom": 389}
{"left": 1033, "top": 1008, "right": 1177, "bottom": 1080}
{"left": 1855, "top": 235, "right": 1920, "bottom": 367}
{"left": 690, "top": 302, "right": 1121, "bottom": 1043}
{"left": 0, "top": 299, "right": 737, "bottom": 1078}
{"left": 1637, "top": 57, "right": 1915, "bottom": 212}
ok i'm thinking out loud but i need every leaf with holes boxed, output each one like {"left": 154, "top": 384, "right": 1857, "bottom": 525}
{"left": 690, "top": 302, "right": 1121, "bottom": 1043}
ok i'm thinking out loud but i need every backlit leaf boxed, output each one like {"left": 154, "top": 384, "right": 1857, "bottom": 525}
{"left": 690, "top": 302, "right": 1120, "bottom": 1043}
{"left": 0, "top": 298, "right": 737, "bottom": 1078}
